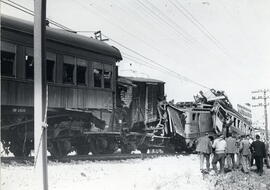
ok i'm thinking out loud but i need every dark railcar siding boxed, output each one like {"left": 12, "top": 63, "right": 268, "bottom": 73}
{"left": 1, "top": 16, "right": 121, "bottom": 127}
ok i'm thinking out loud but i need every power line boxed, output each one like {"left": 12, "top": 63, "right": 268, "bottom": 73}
{"left": 1, "top": 0, "right": 34, "bottom": 16}
{"left": 74, "top": 0, "right": 186, "bottom": 54}
{"left": 113, "top": 0, "right": 190, "bottom": 51}
{"left": 104, "top": 34, "right": 210, "bottom": 89}
{"left": 2, "top": 0, "right": 211, "bottom": 90}
{"left": 136, "top": 0, "right": 193, "bottom": 46}
{"left": 170, "top": 0, "right": 244, "bottom": 66}
{"left": 1, "top": 0, "right": 76, "bottom": 32}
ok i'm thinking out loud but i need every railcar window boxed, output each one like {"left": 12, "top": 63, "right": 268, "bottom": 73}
{"left": 76, "top": 59, "right": 87, "bottom": 85}
{"left": 94, "top": 68, "right": 102, "bottom": 87}
{"left": 192, "top": 113, "right": 196, "bottom": 121}
{"left": 47, "top": 60, "right": 55, "bottom": 82}
{"left": 77, "top": 66, "right": 86, "bottom": 85}
{"left": 63, "top": 64, "right": 74, "bottom": 83}
{"left": 25, "top": 48, "right": 34, "bottom": 79}
{"left": 1, "top": 42, "right": 16, "bottom": 77}
{"left": 63, "top": 56, "right": 75, "bottom": 84}
{"left": 104, "top": 65, "right": 112, "bottom": 88}
{"left": 46, "top": 52, "right": 56, "bottom": 82}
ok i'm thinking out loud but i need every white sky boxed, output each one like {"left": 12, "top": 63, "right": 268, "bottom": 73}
{"left": 1, "top": 0, "right": 270, "bottom": 124}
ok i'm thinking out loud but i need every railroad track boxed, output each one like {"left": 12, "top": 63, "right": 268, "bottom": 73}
{"left": 1, "top": 153, "right": 179, "bottom": 164}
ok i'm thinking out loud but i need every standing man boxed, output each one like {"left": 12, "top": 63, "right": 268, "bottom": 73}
{"left": 212, "top": 134, "right": 227, "bottom": 174}
{"left": 250, "top": 135, "right": 267, "bottom": 176}
{"left": 248, "top": 135, "right": 254, "bottom": 167}
{"left": 226, "top": 133, "right": 237, "bottom": 170}
{"left": 264, "top": 140, "right": 270, "bottom": 168}
{"left": 235, "top": 135, "right": 242, "bottom": 169}
{"left": 239, "top": 135, "right": 251, "bottom": 173}
{"left": 196, "top": 133, "right": 212, "bottom": 173}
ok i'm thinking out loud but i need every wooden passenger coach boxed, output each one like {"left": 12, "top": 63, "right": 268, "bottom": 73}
{"left": 1, "top": 15, "right": 122, "bottom": 157}
{"left": 1, "top": 15, "right": 122, "bottom": 123}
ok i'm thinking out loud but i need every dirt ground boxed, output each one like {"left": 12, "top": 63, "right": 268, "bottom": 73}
{"left": 204, "top": 166, "right": 270, "bottom": 190}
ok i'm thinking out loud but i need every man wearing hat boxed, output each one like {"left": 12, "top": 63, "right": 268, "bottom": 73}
{"left": 226, "top": 133, "right": 237, "bottom": 170}
{"left": 250, "top": 135, "right": 266, "bottom": 176}
{"left": 212, "top": 134, "right": 227, "bottom": 174}
{"left": 196, "top": 133, "right": 212, "bottom": 173}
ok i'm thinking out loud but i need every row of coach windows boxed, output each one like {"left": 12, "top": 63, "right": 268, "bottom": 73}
{"left": 1, "top": 42, "right": 112, "bottom": 88}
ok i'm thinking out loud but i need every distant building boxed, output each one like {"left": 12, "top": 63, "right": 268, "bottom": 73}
{"left": 253, "top": 128, "right": 269, "bottom": 141}
{"left": 237, "top": 103, "right": 252, "bottom": 124}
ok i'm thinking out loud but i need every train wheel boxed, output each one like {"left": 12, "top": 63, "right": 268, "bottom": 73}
{"left": 76, "top": 146, "right": 90, "bottom": 155}
{"left": 89, "top": 137, "right": 117, "bottom": 154}
{"left": 48, "top": 140, "right": 72, "bottom": 158}
{"left": 163, "top": 144, "right": 176, "bottom": 154}
{"left": 138, "top": 147, "right": 148, "bottom": 154}
{"left": 104, "top": 139, "right": 118, "bottom": 154}
{"left": 90, "top": 137, "right": 107, "bottom": 154}
{"left": 121, "top": 144, "right": 133, "bottom": 154}
{"left": 10, "top": 140, "right": 31, "bottom": 157}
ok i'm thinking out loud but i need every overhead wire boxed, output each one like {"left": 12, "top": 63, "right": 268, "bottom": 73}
{"left": 170, "top": 0, "right": 245, "bottom": 66}
{"left": 112, "top": 0, "right": 190, "bottom": 51}
{"left": 171, "top": 0, "right": 228, "bottom": 52}
{"left": 136, "top": 0, "right": 194, "bottom": 46}
{"left": 73, "top": 0, "right": 184, "bottom": 55}
{"left": 103, "top": 33, "right": 210, "bottom": 89}
{"left": 2, "top": 0, "right": 211, "bottom": 90}
{"left": 1, "top": 0, "right": 76, "bottom": 32}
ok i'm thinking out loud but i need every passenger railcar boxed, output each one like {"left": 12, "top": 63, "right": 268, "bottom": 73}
{"left": 174, "top": 91, "right": 253, "bottom": 150}
{"left": 1, "top": 15, "right": 122, "bottom": 157}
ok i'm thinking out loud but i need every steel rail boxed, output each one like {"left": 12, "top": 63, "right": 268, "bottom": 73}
{"left": 1, "top": 153, "right": 180, "bottom": 164}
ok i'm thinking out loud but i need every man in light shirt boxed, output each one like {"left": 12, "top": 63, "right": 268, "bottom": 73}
{"left": 212, "top": 134, "right": 227, "bottom": 174}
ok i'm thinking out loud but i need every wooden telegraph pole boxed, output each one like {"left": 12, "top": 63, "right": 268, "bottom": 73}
{"left": 34, "top": 0, "right": 48, "bottom": 190}
{"left": 252, "top": 89, "right": 269, "bottom": 141}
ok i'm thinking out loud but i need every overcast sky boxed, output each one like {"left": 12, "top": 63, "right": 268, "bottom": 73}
{"left": 1, "top": 0, "right": 270, "bottom": 124}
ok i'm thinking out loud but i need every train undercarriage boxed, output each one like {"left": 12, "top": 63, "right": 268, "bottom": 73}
{"left": 1, "top": 103, "right": 188, "bottom": 158}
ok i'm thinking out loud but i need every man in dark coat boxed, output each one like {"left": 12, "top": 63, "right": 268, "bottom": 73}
{"left": 250, "top": 135, "right": 267, "bottom": 176}
{"left": 196, "top": 133, "right": 212, "bottom": 173}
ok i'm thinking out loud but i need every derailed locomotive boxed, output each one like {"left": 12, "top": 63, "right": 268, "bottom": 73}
{"left": 1, "top": 15, "right": 252, "bottom": 157}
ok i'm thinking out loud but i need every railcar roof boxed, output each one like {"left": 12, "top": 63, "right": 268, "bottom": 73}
{"left": 1, "top": 15, "right": 122, "bottom": 61}
{"left": 120, "top": 76, "right": 165, "bottom": 84}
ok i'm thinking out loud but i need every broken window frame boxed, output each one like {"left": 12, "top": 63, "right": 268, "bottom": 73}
{"left": 93, "top": 62, "right": 103, "bottom": 88}
{"left": 103, "top": 64, "right": 112, "bottom": 89}
{"left": 25, "top": 47, "right": 34, "bottom": 80}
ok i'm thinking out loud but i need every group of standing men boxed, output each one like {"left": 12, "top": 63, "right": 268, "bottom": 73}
{"left": 196, "top": 132, "right": 270, "bottom": 175}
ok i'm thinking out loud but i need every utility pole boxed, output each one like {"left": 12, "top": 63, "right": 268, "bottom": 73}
{"left": 252, "top": 89, "right": 270, "bottom": 141}
{"left": 34, "top": 0, "right": 48, "bottom": 190}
